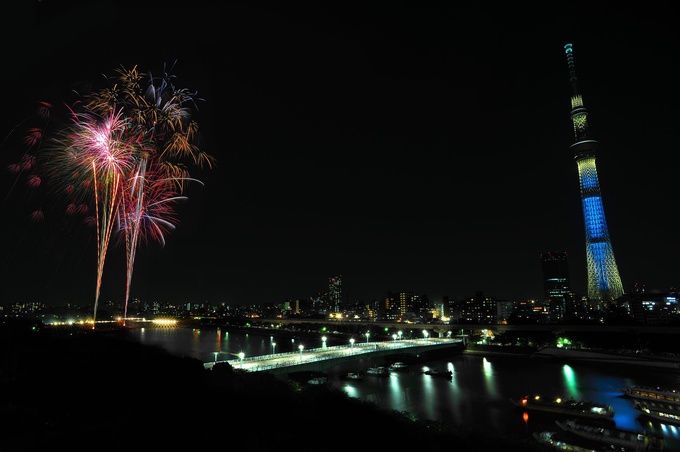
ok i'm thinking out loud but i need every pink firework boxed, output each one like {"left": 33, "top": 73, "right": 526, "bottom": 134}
{"left": 42, "top": 107, "right": 142, "bottom": 324}
{"left": 6, "top": 63, "right": 215, "bottom": 326}
{"left": 117, "top": 163, "right": 204, "bottom": 319}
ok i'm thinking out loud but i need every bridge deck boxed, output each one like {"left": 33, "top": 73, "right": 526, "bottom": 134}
{"left": 204, "top": 338, "right": 465, "bottom": 375}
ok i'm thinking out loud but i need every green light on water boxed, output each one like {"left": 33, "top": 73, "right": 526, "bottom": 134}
{"left": 562, "top": 364, "right": 581, "bottom": 399}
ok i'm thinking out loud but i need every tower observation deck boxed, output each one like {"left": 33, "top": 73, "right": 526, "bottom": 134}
{"left": 564, "top": 43, "right": 624, "bottom": 303}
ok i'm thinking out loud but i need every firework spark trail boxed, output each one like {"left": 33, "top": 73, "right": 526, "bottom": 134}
{"left": 92, "top": 162, "right": 121, "bottom": 326}
{"left": 118, "top": 160, "right": 187, "bottom": 322}
{"left": 119, "top": 169, "right": 205, "bottom": 321}
{"left": 122, "top": 159, "right": 147, "bottom": 322}
{"left": 53, "top": 109, "right": 138, "bottom": 325}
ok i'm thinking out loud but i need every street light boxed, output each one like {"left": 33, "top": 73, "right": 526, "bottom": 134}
{"left": 398, "top": 330, "right": 403, "bottom": 341}
{"left": 392, "top": 334, "right": 397, "bottom": 343}
{"left": 350, "top": 338, "right": 355, "bottom": 353}
{"left": 272, "top": 342, "right": 276, "bottom": 355}
{"left": 322, "top": 336, "right": 327, "bottom": 349}
{"left": 238, "top": 352, "right": 245, "bottom": 368}
{"left": 299, "top": 344, "right": 304, "bottom": 362}
{"left": 213, "top": 351, "right": 219, "bottom": 363}
{"left": 365, "top": 332, "right": 370, "bottom": 343}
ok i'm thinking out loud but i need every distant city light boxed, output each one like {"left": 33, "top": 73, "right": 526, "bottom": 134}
{"left": 152, "top": 318, "right": 178, "bottom": 326}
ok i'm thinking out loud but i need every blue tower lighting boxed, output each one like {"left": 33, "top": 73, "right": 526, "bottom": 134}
{"left": 564, "top": 43, "right": 624, "bottom": 303}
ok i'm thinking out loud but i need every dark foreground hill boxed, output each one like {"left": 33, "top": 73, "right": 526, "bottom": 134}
{"left": 0, "top": 320, "right": 545, "bottom": 451}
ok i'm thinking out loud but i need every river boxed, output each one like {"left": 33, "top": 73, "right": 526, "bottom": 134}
{"left": 121, "top": 324, "right": 680, "bottom": 448}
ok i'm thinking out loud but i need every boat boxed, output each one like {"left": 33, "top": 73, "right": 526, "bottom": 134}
{"left": 388, "top": 361, "right": 409, "bottom": 371}
{"left": 365, "top": 366, "right": 389, "bottom": 376}
{"left": 307, "top": 376, "right": 329, "bottom": 385}
{"left": 532, "top": 431, "right": 600, "bottom": 452}
{"left": 509, "top": 395, "right": 614, "bottom": 420}
{"left": 555, "top": 418, "right": 665, "bottom": 450}
{"left": 344, "top": 372, "right": 364, "bottom": 380}
{"left": 424, "top": 368, "right": 452, "bottom": 378}
{"left": 620, "top": 385, "right": 680, "bottom": 404}
{"left": 633, "top": 400, "right": 680, "bottom": 425}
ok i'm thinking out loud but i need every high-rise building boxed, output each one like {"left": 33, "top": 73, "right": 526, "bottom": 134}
{"left": 564, "top": 43, "right": 624, "bottom": 304}
{"left": 385, "top": 291, "right": 409, "bottom": 320}
{"left": 460, "top": 291, "right": 497, "bottom": 324}
{"left": 540, "top": 251, "right": 571, "bottom": 320}
{"left": 328, "top": 275, "right": 342, "bottom": 313}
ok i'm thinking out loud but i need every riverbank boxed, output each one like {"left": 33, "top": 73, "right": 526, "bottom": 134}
{"left": 0, "top": 322, "right": 547, "bottom": 451}
{"left": 463, "top": 343, "right": 538, "bottom": 357}
{"left": 463, "top": 343, "right": 680, "bottom": 372}
{"left": 531, "top": 346, "right": 680, "bottom": 369}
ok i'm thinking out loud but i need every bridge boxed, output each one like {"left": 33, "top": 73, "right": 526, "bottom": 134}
{"left": 204, "top": 337, "right": 465, "bottom": 375}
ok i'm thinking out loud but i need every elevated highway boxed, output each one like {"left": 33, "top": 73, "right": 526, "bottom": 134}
{"left": 258, "top": 318, "right": 680, "bottom": 336}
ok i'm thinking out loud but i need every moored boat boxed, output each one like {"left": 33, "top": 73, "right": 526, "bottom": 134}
{"left": 555, "top": 418, "right": 665, "bottom": 450}
{"left": 389, "top": 361, "right": 409, "bottom": 371}
{"left": 366, "top": 366, "right": 389, "bottom": 376}
{"left": 532, "top": 431, "right": 599, "bottom": 452}
{"left": 344, "top": 372, "right": 364, "bottom": 380}
{"left": 621, "top": 386, "right": 680, "bottom": 405}
{"left": 307, "top": 376, "right": 329, "bottom": 385}
{"left": 634, "top": 400, "right": 680, "bottom": 425}
{"left": 510, "top": 395, "right": 614, "bottom": 420}
{"left": 424, "top": 368, "right": 452, "bottom": 378}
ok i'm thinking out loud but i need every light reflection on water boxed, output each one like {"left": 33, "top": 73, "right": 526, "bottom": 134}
{"left": 327, "top": 354, "right": 680, "bottom": 447}
{"left": 562, "top": 365, "right": 580, "bottom": 400}
{"left": 125, "top": 326, "right": 680, "bottom": 447}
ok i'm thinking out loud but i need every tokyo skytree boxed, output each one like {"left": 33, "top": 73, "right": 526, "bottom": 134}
{"left": 564, "top": 43, "right": 624, "bottom": 303}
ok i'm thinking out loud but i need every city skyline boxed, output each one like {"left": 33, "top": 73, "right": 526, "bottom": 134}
{"left": 1, "top": 3, "right": 679, "bottom": 307}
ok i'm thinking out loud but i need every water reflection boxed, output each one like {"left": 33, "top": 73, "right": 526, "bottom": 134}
{"left": 125, "top": 326, "right": 680, "bottom": 448}
{"left": 421, "top": 369, "right": 438, "bottom": 420}
{"left": 562, "top": 365, "right": 581, "bottom": 400}
{"left": 386, "top": 375, "right": 409, "bottom": 412}
{"left": 647, "top": 420, "right": 680, "bottom": 439}
{"left": 482, "top": 357, "right": 497, "bottom": 399}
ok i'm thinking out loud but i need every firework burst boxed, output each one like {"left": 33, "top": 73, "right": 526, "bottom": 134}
{"left": 4, "top": 62, "right": 215, "bottom": 326}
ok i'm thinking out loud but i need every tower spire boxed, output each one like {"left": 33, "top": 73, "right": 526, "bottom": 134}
{"left": 564, "top": 43, "right": 579, "bottom": 95}
{"left": 563, "top": 43, "right": 624, "bottom": 304}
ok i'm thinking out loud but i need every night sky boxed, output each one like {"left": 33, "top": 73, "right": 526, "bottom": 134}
{"left": 1, "top": 2, "right": 679, "bottom": 307}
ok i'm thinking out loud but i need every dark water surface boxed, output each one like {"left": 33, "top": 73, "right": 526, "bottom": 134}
{"left": 123, "top": 325, "right": 680, "bottom": 448}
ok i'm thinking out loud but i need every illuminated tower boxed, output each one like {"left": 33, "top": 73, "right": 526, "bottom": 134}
{"left": 564, "top": 43, "right": 624, "bottom": 303}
